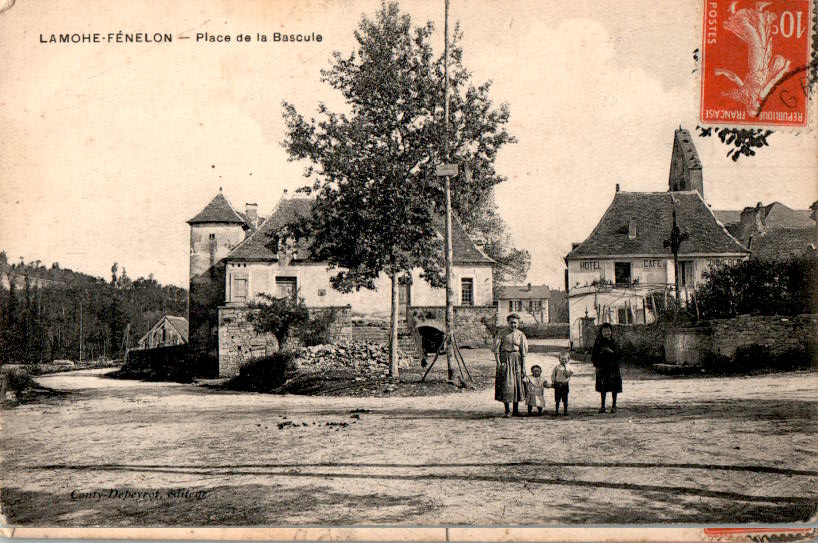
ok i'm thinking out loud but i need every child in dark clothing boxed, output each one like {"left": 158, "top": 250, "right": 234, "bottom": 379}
{"left": 551, "top": 352, "right": 574, "bottom": 415}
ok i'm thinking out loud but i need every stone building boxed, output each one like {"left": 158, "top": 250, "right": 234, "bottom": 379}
{"left": 565, "top": 128, "right": 750, "bottom": 347}
{"left": 187, "top": 190, "right": 260, "bottom": 365}
{"left": 188, "top": 189, "right": 496, "bottom": 377}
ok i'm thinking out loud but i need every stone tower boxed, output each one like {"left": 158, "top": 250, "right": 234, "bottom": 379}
{"left": 187, "top": 190, "right": 249, "bottom": 371}
{"left": 668, "top": 127, "right": 704, "bottom": 198}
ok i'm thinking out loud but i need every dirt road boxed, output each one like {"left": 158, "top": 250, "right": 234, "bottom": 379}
{"left": 1, "top": 355, "right": 816, "bottom": 526}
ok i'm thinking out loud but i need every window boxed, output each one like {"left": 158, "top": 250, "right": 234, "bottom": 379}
{"left": 679, "top": 261, "right": 695, "bottom": 287}
{"left": 275, "top": 276, "right": 297, "bottom": 300}
{"left": 617, "top": 307, "right": 634, "bottom": 325}
{"left": 614, "top": 262, "right": 632, "bottom": 286}
{"left": 528, "top": 300, "right": 542, "bottom": 312}
{"left": 461, "top": 278, "right": 473, "bottom": 305}
{"left": 232, "top": 276, "right": 248, "bottom": 302}
{"left": 208, "top": 233, "right": 216, "bottom": 240}
{"left": 508, "top": 300, "right": 522, "bottom": 312}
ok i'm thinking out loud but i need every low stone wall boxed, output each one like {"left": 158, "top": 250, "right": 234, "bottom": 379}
{"left": 663, "top": 314, "right": 816, "bottom": 367}
{"left": 218, "top": 305, "right": 423, "bottom": 377}
{"left": 709, "top": 314, "right": 817, "bottom": 359}
{"left": 409, "top": 305, "right": 496, "bottom": 348}
{"left": 218, "top": 304, "right": 499, "bottom": 377}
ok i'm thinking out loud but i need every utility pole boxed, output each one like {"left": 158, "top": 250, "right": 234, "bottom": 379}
{"left": 442, "top": 0, "right": 455, "bottom": 381}
{"left": 78, "top": 300, "right": 83, "bottom": 362}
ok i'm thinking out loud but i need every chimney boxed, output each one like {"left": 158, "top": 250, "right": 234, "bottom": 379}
{"left": 527, "top": 283, "right": 532, "bottom": 291}
{"left": 245, "top": 203, "right": 258, "bottom": 228}
{"left": 616, "top": 183, "right": 620, "bottom": 192}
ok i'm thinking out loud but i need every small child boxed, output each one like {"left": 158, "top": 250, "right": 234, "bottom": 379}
{"left": 551, "top": 352, "right": 574, "bottom": 416}
{"left": 523, "top": 365, "right": 548, "bottom": 416}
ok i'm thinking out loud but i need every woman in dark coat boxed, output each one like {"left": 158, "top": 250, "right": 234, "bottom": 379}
{"left": 592, "top": 323, "right": 622, "bottom": 413}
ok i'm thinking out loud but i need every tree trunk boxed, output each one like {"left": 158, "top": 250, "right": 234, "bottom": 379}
{"left": 389, "top": 270, "right": 400, "bottom": 379}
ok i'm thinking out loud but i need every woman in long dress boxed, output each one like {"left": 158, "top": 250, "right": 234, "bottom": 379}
{"left": 494, "top": 313, "right": 528, "bottom": 417}
{"left": 592, "top": 322, "right": 623, "bottom": 413}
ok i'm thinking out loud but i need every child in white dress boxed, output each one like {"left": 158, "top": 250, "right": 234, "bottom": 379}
{"left": 523, "top": 364, "right": 549, "bottom": 416}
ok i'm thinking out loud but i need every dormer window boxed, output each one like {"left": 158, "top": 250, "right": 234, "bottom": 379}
{"left": 627, "top": 220, "right": 637, "bottom": 240}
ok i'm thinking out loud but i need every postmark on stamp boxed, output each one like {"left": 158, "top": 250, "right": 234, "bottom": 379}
{"left": 700, "top": 0, "right": 812, "bottom": 127}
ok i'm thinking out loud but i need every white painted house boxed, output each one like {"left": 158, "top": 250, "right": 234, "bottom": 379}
{"left": 222, "top": 192, "right": 494, "bottom": 315}
{"left": 564, "top": 129, "right": 750, "bottom": 348}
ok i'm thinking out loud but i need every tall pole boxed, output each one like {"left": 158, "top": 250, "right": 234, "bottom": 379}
{"left": 443, "top": 0, "right": 455, "bottom": 381}
{"left": 79, "top": 300, "right": 83, "bottom": 362}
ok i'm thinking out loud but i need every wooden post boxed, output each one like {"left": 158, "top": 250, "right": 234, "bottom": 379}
{"left": 442, "top": 0, "right": 455, "bottom": 382}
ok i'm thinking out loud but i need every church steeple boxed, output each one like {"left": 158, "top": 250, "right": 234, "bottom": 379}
{"left": 668, "top": 127, "right": 703, "bottom": 199}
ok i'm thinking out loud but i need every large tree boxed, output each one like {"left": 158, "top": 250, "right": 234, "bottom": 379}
{"left": 282, "top": 1, "right": 518, "bottom": 377}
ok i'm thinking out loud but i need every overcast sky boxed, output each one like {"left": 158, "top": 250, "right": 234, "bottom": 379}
{"left": 1, "top": 0, "right": 815, "bottom": 289}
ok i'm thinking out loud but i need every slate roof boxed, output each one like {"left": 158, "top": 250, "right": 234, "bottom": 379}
{"left": 760, "top": 202, "right": 816, "bottom": 229}
{"left": 227, "top": 195, "right": 494, "bottom": 265}
{"left": 431, "top": 214, "right": 495, "bottom": 265}
{"left": 496, "top": 285, "right": 551, "bottom": 300}
{"left": 187, "top": 192, "right": 247, "bottom": 225}
{"left": 227, "top": 196, "right": 314, "bottom": 261}
{"left": 749, "top": 228, "right": 817, "bottom": 260}
{"left": 566, "top": 191, "right": 749, "bottom": 259}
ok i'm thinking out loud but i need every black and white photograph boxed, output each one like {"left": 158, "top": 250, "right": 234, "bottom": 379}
{"left": 0, "top": 0, "right": 816, "bottom": 540}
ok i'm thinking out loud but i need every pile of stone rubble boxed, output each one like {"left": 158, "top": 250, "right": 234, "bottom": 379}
{"left": 294, "top": 341, "right": 413, "bottom": 377}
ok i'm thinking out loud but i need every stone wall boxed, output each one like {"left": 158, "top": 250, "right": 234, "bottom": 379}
{"left": 217, "top": 305, "right": 425, "bottom": 377}
{"left": 709, "top": 314, "right": 817, "bottom": 359}
{"left": 218, "top": 305, "right": 354, "bottom": 377}
{"left": 662, "top": 315, "right": 817, "bottom": 366}
{"left": 409, "top": 305, "right": 496, "bottom": 348}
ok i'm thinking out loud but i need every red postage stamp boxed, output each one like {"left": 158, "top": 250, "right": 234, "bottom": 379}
{"left": 700, "top": 0, "right": 813, "bottom": 127}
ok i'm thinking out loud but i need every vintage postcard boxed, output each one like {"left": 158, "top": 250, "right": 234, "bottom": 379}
{"left": 1, "top": 0, "right": 817, "bottom": 541}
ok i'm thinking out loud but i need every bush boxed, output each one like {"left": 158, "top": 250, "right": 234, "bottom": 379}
{"left": 696, "top": 255, "right": 818, "bottom": 318}
{"left": 247, "top": 295, "right": 310, "bottom": 346}
{"left": 5, "top": 367, "right": 35, "bottom": 395}
{"left": 226, "top": 351, "right": 299, "bottom": 392}
{"left": 300, "top": 310, "right": 334, "bottom": 347}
